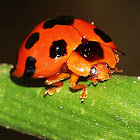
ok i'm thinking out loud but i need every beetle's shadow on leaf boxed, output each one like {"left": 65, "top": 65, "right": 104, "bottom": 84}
{"left": 10, "top": 75, "right": 45, "bottom": 87}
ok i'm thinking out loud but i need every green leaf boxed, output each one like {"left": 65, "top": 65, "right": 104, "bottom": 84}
{"left": 0, "top": 64, "right": 140, "bottom": 139}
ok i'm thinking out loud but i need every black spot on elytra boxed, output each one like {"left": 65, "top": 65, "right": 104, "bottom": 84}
{"left": 43, "top": 16, "right": 75, "bottom": 29}
{"left": 75, "top": 41, "right": 103, "bottom": 62}
{"left": 94, "top": 28, "right": 112, "bottom": 43}
{"left": 50, "top": 40, "right": 67, "bottom": 58}
{"left": 25, "top": 32, "right": 39, "bottom": 49}
{"left": 23, "top": 56, "right": 36, "bottom": 78}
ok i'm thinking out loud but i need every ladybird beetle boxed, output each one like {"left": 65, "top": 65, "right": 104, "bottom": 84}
{"left": 11, "top": 16, "right": 125, "bottom": 102}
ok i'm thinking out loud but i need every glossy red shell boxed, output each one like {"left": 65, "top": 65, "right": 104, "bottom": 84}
{"left": 11, "top": 17, "right": 119, "bottom": 78}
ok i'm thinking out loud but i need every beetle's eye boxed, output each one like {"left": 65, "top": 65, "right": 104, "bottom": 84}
{"left": 105, "top": 63, "right": 110, "bottom": 70}
{"left": 90, "top": 67, "right": 97, "bottom": 76}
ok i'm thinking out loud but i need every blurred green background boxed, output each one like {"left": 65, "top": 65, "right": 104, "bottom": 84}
{"left": 0, "top": 0, "right": 140, "bottom": 139}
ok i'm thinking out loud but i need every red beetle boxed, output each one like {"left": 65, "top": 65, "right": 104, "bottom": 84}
{"left": 11, "top": 16, "right": 124, "bottom": 102}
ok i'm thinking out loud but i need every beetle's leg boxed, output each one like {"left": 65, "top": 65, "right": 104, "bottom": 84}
{"left": 115, "top": 54, "right": 119, "bottom": 63}
{"left": 92, "top": 77, "right": 98, "bottom": 85}
{"left": 113, "top": 67, "right": 123, "bottom": 73}
{"left": 44, "top": 81, "right": 63, "bottom": 96}
{"left": 69, "top": 73, "right": 87, "bottom": 102}
{"left": 44, "top": 73, "right": 70, "bottom": 96}
{"left": 87, "top": 76, "right": 98, "bottom": 85}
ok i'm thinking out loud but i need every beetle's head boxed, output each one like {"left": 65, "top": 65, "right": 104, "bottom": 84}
{"left": 90, "top": 63, "right": 112, "bottom": 81}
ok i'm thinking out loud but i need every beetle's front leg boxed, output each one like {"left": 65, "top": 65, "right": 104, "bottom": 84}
{"left": 69, "top": 73, "right": 88, "bottom": 102}
{"left": 44, "top": 73, "right": 70, "bottom": 96}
